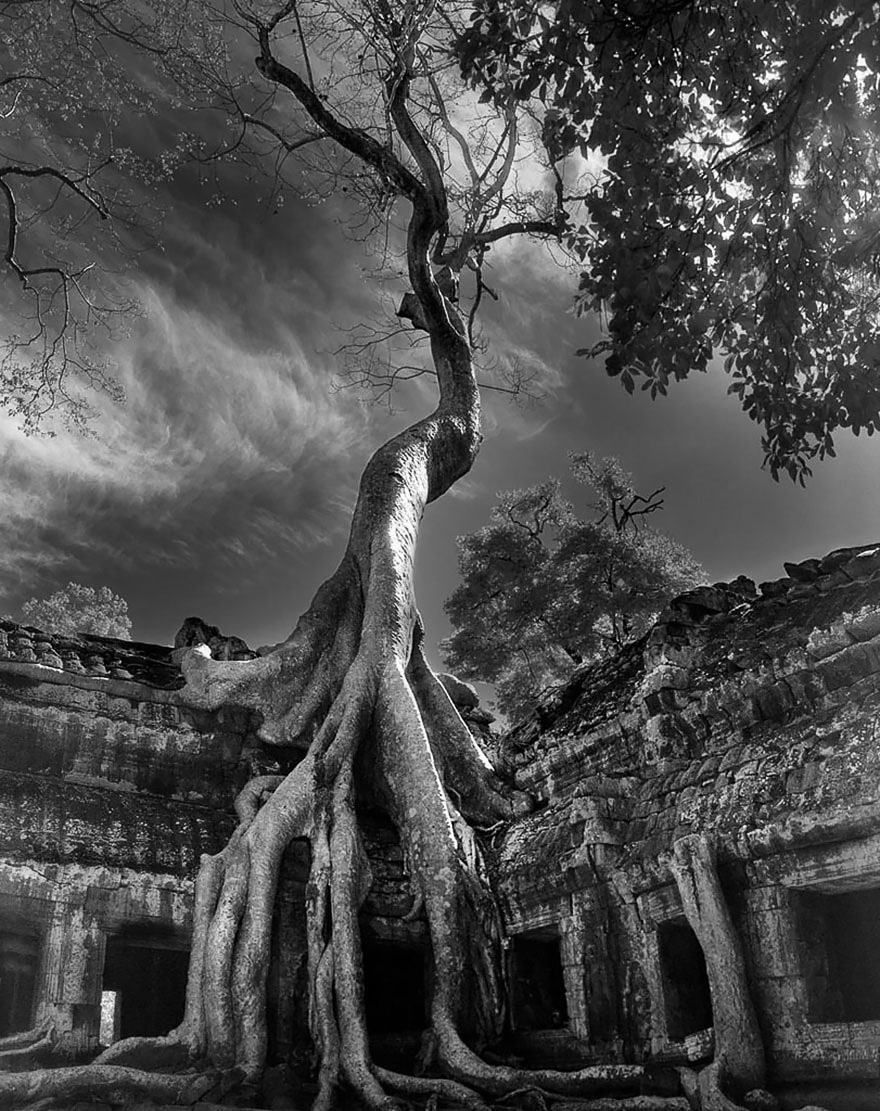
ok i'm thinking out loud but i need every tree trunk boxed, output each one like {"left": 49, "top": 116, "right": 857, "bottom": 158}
{"left": 4, "top": 239, "right": 662, "bottom": 1111}
{"left": 0, "top": 35, "right": 674, "bottom": 1107}
{"left": 668, "top": 835, "right": 766, "bottom": 1097}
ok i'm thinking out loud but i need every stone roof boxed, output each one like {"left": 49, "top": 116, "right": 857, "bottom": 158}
{"left": 496, "top": 542, "right": 880, "bottom": 911}
{"left": 0, "top": 621, "right": 183, "bottom": 689}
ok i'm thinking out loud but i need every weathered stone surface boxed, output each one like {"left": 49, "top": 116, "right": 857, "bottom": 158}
{"left": 2, "top": 541, "right": 880, "bottom": 1091}
{"left": 0, "top": 635, "right": 276, "bottom": 1056}
{"left": 173, "top": 616, "right": 256, "bottom": 661}
{"left": 742, "top": 1090, "right": 779, "bottom": 1111}
{"left": 0, "top": 620, "right": 184, "bottom": 689}
{"left": 495, "top": 542, "right": 880, "bottom": 1089}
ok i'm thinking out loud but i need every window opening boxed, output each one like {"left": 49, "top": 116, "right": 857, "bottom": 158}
{"left": 0, "top": 929, "right": 39, "bottom": 1036}
{"left": 657, "top": 918, "right": 713, "bottom": 1040}
{"left": 511, "top": 928, "right": 568, "bottom": 1031}
{"left": 798, "top": 886, "right": 880, "bottom": 1023}
{"left": 102, "top": 929, "right": 189, "bottom": 1040}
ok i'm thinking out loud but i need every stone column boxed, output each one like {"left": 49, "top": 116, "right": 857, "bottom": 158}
{"left": 38, "top": 890, "right": 105, "bottom": 1056}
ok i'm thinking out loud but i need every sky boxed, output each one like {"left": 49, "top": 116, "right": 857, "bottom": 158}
{"left": 2, "top": 27, "right": 879, "bottom": 672}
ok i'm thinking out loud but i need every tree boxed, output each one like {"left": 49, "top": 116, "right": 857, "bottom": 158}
{"left": 1, "top": 3, "right": 651, "bottom": 1110}
{"left": 19, "top": 582, "right": 132, "bottom": 639}
{"left": 0, "top": 4, "right": 811, "bottom": 1108}
{"left": 458, "top": 0, "right": 880, "bottom": 481}
{"left": 442, "top": 454, "right": 705, "bottom": 719}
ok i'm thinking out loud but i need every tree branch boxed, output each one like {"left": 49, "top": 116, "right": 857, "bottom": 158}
{"left": 475, "top": 216, "right": 564, "bottom": 247}
{"left": 253, "top": 33, "right": 425, "bottom": 203}
{"left": 240, "top": 113, "right": 325, "bottom": 154}
{"left": 0, "top": 163, "right": 110, "bottom": 221}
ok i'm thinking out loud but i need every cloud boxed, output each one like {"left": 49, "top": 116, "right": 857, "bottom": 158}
{"left": 445, "top": 477, "right": 481, "bottom": 501}
{"left": 0, "top": 278, "right": 369, "bottom": 609}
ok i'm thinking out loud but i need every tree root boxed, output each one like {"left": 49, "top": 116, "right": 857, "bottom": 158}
{"left": 551, "top": 1099, "right": 691, "bottom": 1111}
{"left": 667, "top": 838, "right": 765, "bottom": 1096}
{"left": 0, "top": 1019, "right": 53, "bottom": 1055}
{"left": 435, "top": 1031, "right": 646, "bottom": 1101}
{"left": 0, "top": 1019, "right": 55, "bottom": 1070}
{"left": 0, "top": 1063, "right": 227, "bottom": 1109}
{"left": 695, "top": 1059, "right": 749, "bottom": 1111}
{"left": 93, "top": 1032, "right": 191, "bottom": 1071}
{"left": 4, "top": 657, "right": 663, "bottom": 1111}
{"left": 373, "top": 1065, "right": 492, "bottom": 1111}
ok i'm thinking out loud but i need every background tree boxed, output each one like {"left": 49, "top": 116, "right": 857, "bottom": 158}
{"left": 442, "top": 454, "right": 705, "bottom": 719}
{"left": 458, "top": 0, "right": 880, "bottom": 480}
{"left": 18, "top": 582, "right": 132, "bottom": 639}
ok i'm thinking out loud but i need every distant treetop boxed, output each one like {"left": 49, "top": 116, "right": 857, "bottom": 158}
{"left": 20, "top": 582, "right": 132, "bottom": 640}
{"left": 441, "top": 453, "right": 705, "bottom": 720}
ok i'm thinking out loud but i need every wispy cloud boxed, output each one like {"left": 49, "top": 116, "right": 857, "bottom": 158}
{"left": 0, "top": 279, "right": 368, "bottom": 609}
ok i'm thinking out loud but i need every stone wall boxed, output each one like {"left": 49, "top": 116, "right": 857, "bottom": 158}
{"left": 0, "top": 623, "right": 263, "bottom": 1054}
{"left": 494, "top": 543, "right": 880, "bottom": 1084}
{"left": 2, "top": 544, "right": 879, "bottom": 1090}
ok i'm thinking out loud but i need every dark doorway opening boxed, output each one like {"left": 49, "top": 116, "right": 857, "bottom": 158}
{"left": 511, "top": 928, "right": 568, "bottom": 1030}
{"left": 798, "top": 886, "right": 880, "bottom": 1023}
{"left": 657, "top": 918, "right": 713, "bottom": 1040}
{"left": 102, "top": 927, "right": 189, "bottom": 1040}
{"left": 362, "top": 941, "right": 426, "bottom": 1034}
{"left": 0, "top": 929, "right": 39, "bottom": 1036}
{"left": 362, "top": 939, "right": 427, "bottom": 1070}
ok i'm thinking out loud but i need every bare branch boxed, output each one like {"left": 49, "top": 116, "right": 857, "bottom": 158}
{"left": 240, "top": 114, "right": 325, "bottom": 154}
{"left": 474, "top": 102, "right": 517, "bottom": 210}
{"left": 475, "top": 216, "right": 564, "bottom": 248}
{"left": 426, "top": 70, "right": 481, "bottom": 189}
{"left": 254, "top": 31, "right": 425, "bottom": 203}
{"left": 0, "top": 163, "right": 110, "bottom": 221}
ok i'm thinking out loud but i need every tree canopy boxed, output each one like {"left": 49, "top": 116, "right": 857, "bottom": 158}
{"left": 19, "top": 582, "right": 132, "bottom": 639}
{"left": 7, "top": 1, "right": 880, "bottom": 480}
{"left": 442, "top": 453, "right": 705, "bottom": 718}
{"left": 458, "top": 0, "right": 880, "bottom": 480}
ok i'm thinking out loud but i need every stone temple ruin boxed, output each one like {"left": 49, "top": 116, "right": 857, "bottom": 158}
{"left": 1, "top": 545, "right": 879, "bottom": 1106}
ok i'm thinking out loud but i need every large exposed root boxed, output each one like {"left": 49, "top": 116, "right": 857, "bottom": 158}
{"left": 0, "top": 1063, "right": 225, "bottom": 1108}
{"left": 406, "top": 632, "right": 531, "bottom": 824}
{"left": 551, "top": 1100, "right": 691, "bottom": 1111}
{"left": 689, "top": 1058, "right": 753, "bottom": 1111}
{"left": 366, "top": 660, "right": 648, "bottom": 1101}
{"left": 0, "top": 1019, "right": 53, "bottom": 1055}
{"left": 9, "top": 548, "right": 700, "bottom": 1111}
{"left": 5, "top": 259, "right": 721, "bottom": 1111}
{"left": 181, "top": 560, "right": 364, "bottom": 748}
{"left": 0, "top": 1021, "right": 55, "bottom": 1072}
{"left": 57, "top": 647, "right": 655, "bottom": 1111}
{"left": 12, "top": 650, "right": 697, "bottom": 1111}
{"left": 373, "top": 1066, "right": 492, "bottom": 1111}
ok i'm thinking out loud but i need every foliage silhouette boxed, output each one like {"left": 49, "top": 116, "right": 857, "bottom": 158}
{"left": 459, "top": 0, "right": 880, "bottom": 480}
